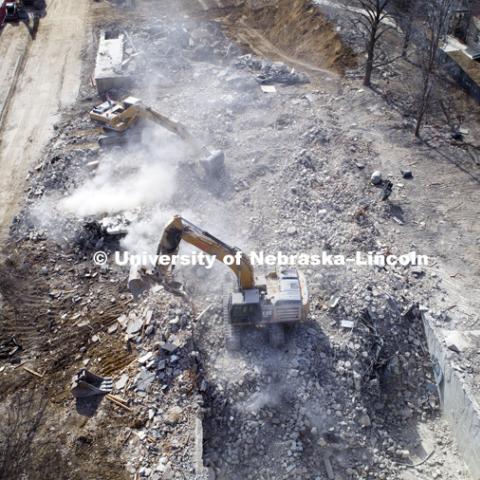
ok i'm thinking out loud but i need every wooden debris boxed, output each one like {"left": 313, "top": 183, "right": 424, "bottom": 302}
{"left": 106, "top": 393, "right": 133, "bottom": 412}
{"left": 22, "top": 366, "right": 44, "bottom": 378}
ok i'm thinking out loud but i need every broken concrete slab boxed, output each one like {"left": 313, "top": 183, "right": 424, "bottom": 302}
{"left": 160, "top": 339, "right": 179, "bottom": 353}
{"left": 135, "top": 370, "right": 156, "bottom": 392}
{"left": 194, "top": 415, "right": 205, "bottom": 475}
{"left": 126, "top": 314, "right": 143, "bottom": 335}
{"left": 94, "top": 31, "right": 132, "bottom": 94}
{"left": 423, "top": 313, "right": 480, "bottom": 479}
{"left": 138, "top": 351, "right": 154, "bottom": 365}
{"left": 115, "top": 373, "right": 129, "bottom": 390}
{"left": 442, "top": 329, "right": 480, "bottom": 354}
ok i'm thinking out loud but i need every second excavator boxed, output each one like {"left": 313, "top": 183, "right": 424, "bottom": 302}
{"left": 89, "top": 96, "right": 225, "bottom": 176}
{"left": 155, "top": 215, "right": 309, "bottom": 349}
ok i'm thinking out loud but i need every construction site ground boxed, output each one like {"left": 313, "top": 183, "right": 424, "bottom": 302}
{"left": 0, "top": 0, "right": 479, "bottom": 479}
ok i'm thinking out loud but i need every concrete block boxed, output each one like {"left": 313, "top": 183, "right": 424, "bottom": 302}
{"left": 423, "top": 313, "right": 480, "bottom": 479}
{"left": 94, "top": 31, "right": 131, "bottom": 93}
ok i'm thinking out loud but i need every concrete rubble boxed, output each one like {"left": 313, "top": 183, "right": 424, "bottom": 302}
{"left": 0, "top": 1, "right": 478, "bottom": 479}
{"left": 94, "top": 30, "right": 136, "bottom": 94}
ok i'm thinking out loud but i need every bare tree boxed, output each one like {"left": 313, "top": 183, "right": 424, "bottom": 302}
{"left": 0, "top": 388, "right": 71, "bottom": 480}
{"left": 391, "top": 0, "right": 419, "bottom": 57}
{"left": 0, "top": 389, "right": 47, "bottom": 478}
{"left": 357, "top": 0, "right": 393, "bottom": 87}
{"left": 414, "top": 0, "right": 454, "bottom": 136}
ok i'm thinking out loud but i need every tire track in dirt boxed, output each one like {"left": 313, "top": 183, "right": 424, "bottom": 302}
{"left": 0, "top": 25, "right": 31, "bottom": 129}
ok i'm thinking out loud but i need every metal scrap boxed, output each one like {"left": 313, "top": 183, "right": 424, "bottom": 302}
{"left": 71, "top": 369, "right": 113, "bottom": 398}
{"left": 0, "top": 336, "right": 22, "bottom": 358}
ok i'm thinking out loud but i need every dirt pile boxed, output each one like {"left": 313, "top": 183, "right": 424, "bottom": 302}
{"left": 229, "top": 0, "right": 357, "bottom": 74}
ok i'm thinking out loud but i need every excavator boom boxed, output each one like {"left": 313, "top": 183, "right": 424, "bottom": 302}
{"left": 141, "top": 107, "right": 202, "bottom": 153}
{"left": 90, "top": 96, "right": 225, "bottom": 175}
{"left": 156, "top": 215, "right": 255, "bottom": 289}
{"left": 90, "top": 97, "right": 200, "bottom": 151}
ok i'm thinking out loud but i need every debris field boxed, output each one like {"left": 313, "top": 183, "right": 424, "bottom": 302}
{"left": 0, "top": 1, "right": 479, "bottom": 480}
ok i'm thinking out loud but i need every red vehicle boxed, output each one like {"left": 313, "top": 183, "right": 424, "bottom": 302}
{"left": 0, "top": 1, "right": 7, "bottom": 28}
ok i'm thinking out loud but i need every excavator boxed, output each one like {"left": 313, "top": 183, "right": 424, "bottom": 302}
{"left": 89, "top": 96, "right": 225, "bottom": 175}
{"left": 155, "top": 215, "right": 309, "bottom": 349}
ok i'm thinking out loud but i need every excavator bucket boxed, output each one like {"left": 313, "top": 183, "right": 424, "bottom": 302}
{"left": 200, "top": 150, "right": 225, "bottom": 177}
{"left": 71, "top": 369, "right": 113, "bottom": 398}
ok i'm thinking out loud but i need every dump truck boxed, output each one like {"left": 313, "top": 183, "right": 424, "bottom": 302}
{"left": 90, "top": 96, "right": 225, "bottom": 176}
{"left": 155, "top": 215, "right": 309, "bottom": 349}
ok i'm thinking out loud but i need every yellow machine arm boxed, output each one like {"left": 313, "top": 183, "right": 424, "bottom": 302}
{"left": 140, "top": 107, "right": 202, "bottom": 152}
{"left": 90, "top": 97, "right": 218, "bottom": 162}
{"left": 156, "top": 215, "right": 255, "bottom": 290}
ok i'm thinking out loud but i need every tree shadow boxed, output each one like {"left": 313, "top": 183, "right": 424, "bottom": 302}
{"left": 421, "top": 137, "right": 480, "bottom": 185}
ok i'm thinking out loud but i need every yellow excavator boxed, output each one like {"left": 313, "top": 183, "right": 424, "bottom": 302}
{"left": 89, "top": 97, "right": 225, "bottom": 175}
{"left": 156, "top": 215, "right": 309, "bottom": 349}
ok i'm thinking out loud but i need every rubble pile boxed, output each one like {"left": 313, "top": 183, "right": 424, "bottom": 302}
{"left": 235, "top": 54, "right": 310, "bottom": 85}
{"left": 0, "top": 244, "right": 206, "bottom": 478}
{"left": 110, "top": 291, "right": 207, "bottom": 479}
{"left": 195, "top": 292, "right": 441, "bottom": 479}
{"left": 0, "top": 2, "right": 470, "bottom": 479}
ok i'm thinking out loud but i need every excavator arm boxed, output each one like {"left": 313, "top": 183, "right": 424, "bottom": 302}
{"left": 90, "top": 96, "right": 225, "bottom": 174}
{"left": 156, "top": 215, "right": 255, "bottom": 290}
{"left": 140, "top": 106, "right": 202, "bottom": 153}
{"left": 90, "top": 97, "right": 202, "bottom": 150}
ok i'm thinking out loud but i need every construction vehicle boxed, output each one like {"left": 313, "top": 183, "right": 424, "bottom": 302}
{"left": 155, "top": 215, "right": 309, "bottom": 349}
{"left": 1, "top": 0, "right": 40, "bottom": 26}
{"left": 90, "top": 96, "right": 225, "bottom": 175}
{"left": 5, "top": 1, "right": 21, "bottom": 21}
{"left": 90, "top": 97, "right": 196, "bottom": 139}
{"left": 5, "top": 0, "right": 32, "bottom": 21}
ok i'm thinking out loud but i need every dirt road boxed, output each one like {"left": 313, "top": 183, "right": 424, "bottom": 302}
{"left": 0, "top": 0, "right": 90, "bottom": 245}
{"left": 0, "top": 24, "right": 30, "bottom": 126}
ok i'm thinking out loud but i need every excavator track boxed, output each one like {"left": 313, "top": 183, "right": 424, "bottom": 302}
{"left": 223, "top": 293, "right": 241, "bottom": 351}
{"left": 268, "top": 323, "right": 286, "bottom": 348}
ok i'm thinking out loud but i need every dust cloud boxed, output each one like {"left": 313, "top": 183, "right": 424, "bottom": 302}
{"left": 60, "top": 129, "right": 185, "bottom": 217}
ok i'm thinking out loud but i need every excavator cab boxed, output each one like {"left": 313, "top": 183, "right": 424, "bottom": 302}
{"left": 90, "top": 96, "right": 141, "bottom": 132}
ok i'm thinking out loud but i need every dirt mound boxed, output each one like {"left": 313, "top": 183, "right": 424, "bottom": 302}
{"left": 231, "top": 0, "right": 356, "bottom": 74}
